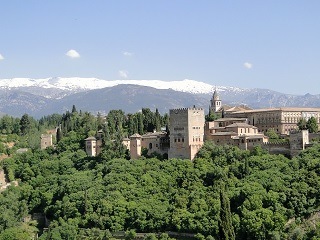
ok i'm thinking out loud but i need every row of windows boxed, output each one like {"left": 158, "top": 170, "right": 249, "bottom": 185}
{"left": 284, "top": 125, "right": 298, "bottom": 132}
{"left": 193, "top": 137, "right": 202, "bottom": 142}
{"left": 240, "top": 128, "right": 256, "bottom": 133}
{"left": 284, "top": 117, "right": 300, "bottom": 123}
{"left": 148, "top": 143, "right": 159, "bottom": 149}
{"left": 283, "top": 112, "right": 301, "bottom": 117}
{"left": 174, "top": 138, "right": 184, "bottom": 143}
{"left": 192, "top": 126, "right": 201, "bottom": 129}
{"left": 258, "top": 128, "right": 279, "bottom": 133}
{"left": 257, "top": 118, "right": 280, "bottom": 124}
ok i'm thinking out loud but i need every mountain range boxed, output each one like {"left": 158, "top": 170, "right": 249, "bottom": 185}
{"left": 0, "top": 77, "right": 319, "bottom": 118}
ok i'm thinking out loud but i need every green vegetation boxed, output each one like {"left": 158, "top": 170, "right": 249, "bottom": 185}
{"left": 205, "top": 108, "right": 221, "bottom": 122}
{"left": 0, "top": 108, "right": 320, "bottom": 239}
{"left": 266, "top": 128, "right": 288, "bottom": 144}
{"left": 298, "top": 117, "right": 319, "bottom": 133}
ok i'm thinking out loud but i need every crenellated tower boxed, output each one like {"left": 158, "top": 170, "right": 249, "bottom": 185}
{"left": 168, "top": 107, "right": 205, "bottom": 160}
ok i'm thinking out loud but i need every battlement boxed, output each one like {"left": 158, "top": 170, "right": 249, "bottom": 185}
{"left": 170, "top": 107, "right": 203, "bottom": 114}
{"left": 263, "top": 141, "right": 290, "bottom": 146}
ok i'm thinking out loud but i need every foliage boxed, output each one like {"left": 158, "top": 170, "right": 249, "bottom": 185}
{"left": 297, "top": 118, "right": 307, "bottom": 131}
{"left": 307, "top": 116, "right": 318, "bottom": 133}
{"left": 0, "top": 223, "right": 37, "bottom": 240}
{"left": 298, "top": 117, "right": 318, "bottom": 133}
{"left": 1, "top": 108, "right": 320, "bottom": 239}
{"left": 205, "top": 108, "right": 221, "bottom": 122}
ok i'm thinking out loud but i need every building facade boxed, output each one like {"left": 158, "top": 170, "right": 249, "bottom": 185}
{"left": 205, "top": 119, "right": 268, "bottom": 150}
{"left": 225, "top": 108, "right": 320, "bottom": 135}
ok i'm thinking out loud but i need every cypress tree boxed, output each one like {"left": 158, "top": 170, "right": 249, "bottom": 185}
{"left": 56, "top": 127, "right": 62, "bottom": 143}
{"left": 219, "top": 182, "right": 235, "bottom": 240}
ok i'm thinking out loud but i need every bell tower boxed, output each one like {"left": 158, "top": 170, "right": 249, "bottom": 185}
{"left": 210, "top": 89, "right": 222, "bottom": 113}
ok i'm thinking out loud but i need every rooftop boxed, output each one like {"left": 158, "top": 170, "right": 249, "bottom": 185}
{"left": 85, "top": 136, "right": 96, "bottom": 141}
{"left": 142, "top": 131, "right": 167, "bottom": 138}
{"left": 214, "top": 118, "right": 247, "bottom": 122}
{"left": 225, "top": 123, "right": 257, "bottom": 128}
{"left": 130, "top": 133, "right": 142, "bottom": 138}
{"left": 229, "top": 107, "right": 320, "bottom": 114}
{"left": 209, "top": 131, "right": 237, "bottom": 136}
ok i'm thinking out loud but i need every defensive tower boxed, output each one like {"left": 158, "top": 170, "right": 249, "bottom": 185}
{"left": 168, "top": 107, "right": 205, "bottom": 160}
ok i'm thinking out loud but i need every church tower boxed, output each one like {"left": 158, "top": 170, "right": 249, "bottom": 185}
{"left": 210, "top": 89, "right": 222, "bottom": 113}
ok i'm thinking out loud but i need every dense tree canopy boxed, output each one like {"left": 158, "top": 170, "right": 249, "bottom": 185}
{"left": 0, "top": 107, "right": 320, "bottom": 239}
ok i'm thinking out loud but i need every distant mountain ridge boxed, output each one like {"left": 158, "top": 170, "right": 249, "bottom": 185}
{"left": 0, "top": 77, "right": 242, "bottom": 97}
{"left": 0, "top": 78, "right": 319, "bottom": 118}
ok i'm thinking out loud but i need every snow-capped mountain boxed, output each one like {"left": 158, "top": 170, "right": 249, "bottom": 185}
{"left": 0, "top": 77, "right": 243, "bottom": 97}
{"left": 0, "top": 77, "right": 320, "bottom": 118}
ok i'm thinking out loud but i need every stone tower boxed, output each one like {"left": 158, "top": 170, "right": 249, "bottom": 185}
{"left": 85, "top": 137, "right": 97, "bottom": 157}
{"left": 40, "top": 134, "right": 53, "bottom": 150}
{"left": 210, "top": 89, "right": 222, "bottom": 113}
{"left": 168, "top": 107, "right": 205, "bottom": 160}
{"left": 290, "top": 130, "right": 309, "bottom": 157}
{"left": 130, "top": 133, "right": 142, "bottom": 159}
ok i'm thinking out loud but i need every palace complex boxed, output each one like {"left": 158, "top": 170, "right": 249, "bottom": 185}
{"left": 84, "top": 90, "right": 320, "bottom": 160}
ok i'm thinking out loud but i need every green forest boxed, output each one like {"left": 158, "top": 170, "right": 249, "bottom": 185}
{"left": 0, "top": 107, "right": 319, "bottom": 239}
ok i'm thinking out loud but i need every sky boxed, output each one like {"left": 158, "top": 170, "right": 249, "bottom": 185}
{"left": 0, "top": 1, "right": 319, "bottom": 95}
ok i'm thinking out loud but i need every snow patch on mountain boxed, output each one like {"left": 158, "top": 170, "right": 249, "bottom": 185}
{"left": 0, "top": 77, "right": 245, "bottom": 95}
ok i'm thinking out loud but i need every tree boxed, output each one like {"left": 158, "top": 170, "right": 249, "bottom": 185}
{"left": 307, "top": 116, "right": 318, "bottom": 133}
{"left": 297, "top": 118, "right": 307, "bottom": 130}
{"left": 206, "top": 107, "right": 220, "bottom": 121}
{"left": 71, "top": 105, "right": 77, "bottom": 113}
{"left": 0, "top": 115, "right": 13, "bottom": 134}
{"left": 56, "top": 127, "right": 62, "bottom": 143}
{"left": 20, "top": 114, "right": 31, "bottom": 135}
{"left": 266, "top": 128, "right": 279, "bottom": 140}
{"left": 125, "top": 229, "right": 136, "bottom": 240}
{"left": 155, "top": 108, "right": 161, "bottom": 132}
{"left": 219, "top": 182, "right": 235, "bottom": 240}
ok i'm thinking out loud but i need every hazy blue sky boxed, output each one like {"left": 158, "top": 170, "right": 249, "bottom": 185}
{"left": 0, "top": 1, "right": 319, "bottom": 94}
